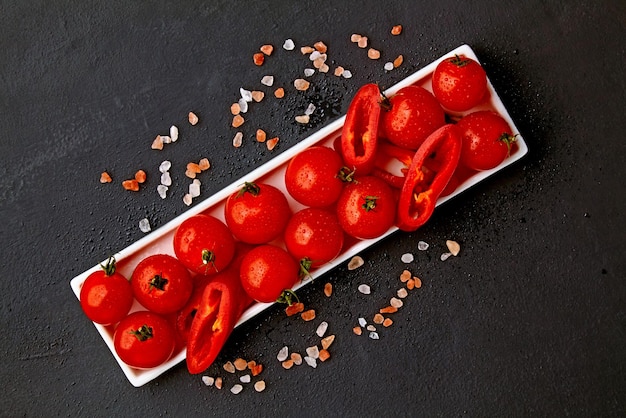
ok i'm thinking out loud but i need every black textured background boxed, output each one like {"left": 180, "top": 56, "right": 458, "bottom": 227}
{"left": 1, "top": 1, "right": 625, "bottom": 416}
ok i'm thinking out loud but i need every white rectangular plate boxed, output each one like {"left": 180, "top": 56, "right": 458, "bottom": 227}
{"left": 70, "top": 44, "right": 528, "bottom": 387}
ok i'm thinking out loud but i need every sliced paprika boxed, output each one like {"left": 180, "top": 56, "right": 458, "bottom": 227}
{"left": 340, "top": 83, "right": 382, "bottom": 174}
{"left": 185, "top": 247, "right": 253, "bottom": 374}
{"left": 396, "top": 124, "right": 462, "bottom": 231}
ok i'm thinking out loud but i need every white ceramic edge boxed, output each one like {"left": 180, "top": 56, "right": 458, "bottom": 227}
{"left": 70, "top": 44, "right": 528, "bottom": 387}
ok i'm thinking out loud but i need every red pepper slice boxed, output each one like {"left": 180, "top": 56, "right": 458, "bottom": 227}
{"left": 186, "top": 253, "right": 252, "bottom": 374}
{"left": 340, "top": 83, "right": 382, "bottom": 174}
{"left": 397, "top": 124, "right": 462, "bottom": 231}
{"left": 372, "top": 142, "right": 415, "bottom": 189}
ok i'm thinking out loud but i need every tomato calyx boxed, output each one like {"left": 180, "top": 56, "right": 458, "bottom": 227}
{"left": 148, "top": 274, "right": 168, "bottom": 292}
{"left": 449, "top": 54, "right": 471, "bottom": 67}
{"left": 362, "top": 195, "right": 380, "bottom": 212}
{"left": 276, "top": 289, "right": 299, "bottom": 306}
{"left": 499, "top": 133, "right": 518, "bottom": 156}
{"left": 299, "top": 257, "right": 313, "bottom": 279}
{"left": 337, "top": 166, "right": 357, "bottom": 183}
{"left": 99, "top": 256, "right": 118, "bottom": 276}
{"left": 129, "top": 324, "right": 153, "bottom": 342}
{"left": 237, "top": 182, "right": 261, "bottom": 197}
{"left": 200, "top": 249, "right": 218, "bottom": 273}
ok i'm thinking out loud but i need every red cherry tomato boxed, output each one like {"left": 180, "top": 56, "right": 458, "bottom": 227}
{"left": 432, "top": 54, "right": 487, "bottom": 112}
{"left": 113, "top": 311, "right": 176, "bottom": 369}
{"left": 79, "top": 257, "right": 133, "bottom": 325}
{"left": 224, "top": 182, "right": 291, "bottom": 244}
{"left": 456, "top": 110, "right": 517, "bottom": 171}
{"left": 380, "top": 85, "right": 446, "bottom": 150}
{"left": 284, "top": 208, "right": 345, "bottom": 272}
{"left": 173, "top": 214, "right": 236, "bottom": 276}
{"left": 131, "top": 254, "right": 193, "bottom": 314}
{"left": 239, "top": 244, "right": 299, "bottom": 303}
{"left": 284, "top": 146, "right": 347, "bottom": 207}
{"left": 336, "top": 176, "right": 397, "bottom": 239}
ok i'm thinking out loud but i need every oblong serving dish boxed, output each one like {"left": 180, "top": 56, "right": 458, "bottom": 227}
{"left": 70, "top": 44, "right": 528, "bottom": 387}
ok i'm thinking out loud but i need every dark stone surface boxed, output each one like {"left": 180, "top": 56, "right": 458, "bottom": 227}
{"left": 1, "top": 0, "right": 624, "bottom": 416}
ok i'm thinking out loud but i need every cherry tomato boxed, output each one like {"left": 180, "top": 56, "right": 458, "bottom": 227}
{"left": 284, "top": 146, "right": 348, "bottom": 207}
{"left": 432, "top": 54, "right": 487, "bottom": 112}
{"left": 456, "top": 110, "right": 517, "bottom": 171}
{"left": 239, "top": 244, "right": 299, "bottom": 303}
{"left": 79, "top": 256, "right": 133, "bottom": 325}
{"left": 284, "top": 208, "right": 345, "bottom": 272}
{"left": 131, "top": 254, "right": 193, "bottom": 314}
{"left": 113, "top": 311, "right": 176, "bottom": 369}
{"left": 173, "top": 214, "right": 236, "bottom": 275}
{"left": 224, "top": 182, "right": 291, "bottom": 244}
{"left": 336, "top": 176, "right": 396, "bottom": 240}
{"left": 380, "top": 85, "right": 446, "bottom": 150}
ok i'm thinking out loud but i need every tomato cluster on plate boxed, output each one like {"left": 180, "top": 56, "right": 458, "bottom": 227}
{"left": 79, "top": 54, "right": 518, "bottom": 375}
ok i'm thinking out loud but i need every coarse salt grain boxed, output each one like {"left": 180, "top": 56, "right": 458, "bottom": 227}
{"left": 251, "top": 90, "right": 264, "bottom": 102}
{"left": 446, "top": 240, "right": 461, "bottom": 256}
{"left": 290, "top": 352, "right": 302, "bottom": 365}
{"left": 319, "top": 63, "right": 330, "bottom": 73}
{"left": 306, "top": 346, "right": 320, "bottom": 359}
{"left": 295, "top": 114, "right": 310, "bottom": 124}
{"left": 321, "top": 335, "right": 335, "bottom": 349}
{"left": 232, "top": 114, "right": 245, "bottom": 128}
{"left": 334, "top": 66, "right": 344, "bottom": 77}
{"left": 391, "top": 25, "right": 403, "bottom": 35}
{"left": 230, "top": 384, "right": 243, "bottom": 394}
{"left": 157, "top": 184, "right": 168, "bottom": 199}
{"left": 198, "top": 158, "right": 210, "bottom": 170}
{"left": 260, "top": 44, "right": 273, "bottom": 56}
{"left": 240, "top": 88, "right": 252, "bottom": 102}
{"left": 274, "top": 87, "right": 285, "bottom": 98}
{"left": 238, "top": 98, "right": 248, "bottom": 113}
{"left": 161, "top": 172, "right": 172, "bottom": 186}
{"left": 393, "top": 55, "right": 404, "bottom": 68}
{"left": 368, "top": 48, "right": 381, "bottom": 59}
{"left": 397, "top": 288, "right": 408, "bottom": 298}
{"left": 418, "top": 240, "right": 429, "bottom": 251}
{"left": 305, "top": 103, "right": 316, "bottom": 115}
{"left": 358, "top": 317, "right": 367, "bottom": 327}
{"left": 301, "top": 309, "right": 316, "bottom": 321}
{"left": 240, "top": 374, "right": 251, "bottom": 383}
{"left": 369, "top": 332, "right": 379, "bottom": 340}
{"left": 277, "top": 346, "right": 289, "bottom": 362}
{"left": 215, "top": 377, "right": 223, "bottom": 389}
{"left": 223, "top": 361, "right": 236, "bottom": 373}
{"left": 373, "top": 313, "right": 384, "bottom": 324}
{"left": 139, "top": 218, "right": 151, "bottom": 233}
{"left": 304, "top": 68, "right": 315, "bottom": 77}
{"left": 324, "top": 282, "right": 332, "bottom": 297}
{"left": 353, "top": 326, "right": 362, "bottom": 335}
{"left": 202, "top": 376, "right": 214, "bottom": 386}
{"left": 283, "top": 39, "right": 295, "bottom": 50}
{"left": 316, "top": 321, "right": 328, "bottom": 337}
{"left": 384, "top": 62, "right": 394, "bottom": 71}
{"left": 151, "top": 135, "right": 163, "bottom": 150}
{"left": 357, "top": 36, "right": 368, "bottom": 48}
{"left": 342, "top": 70, "right": 353, "bottom": 79}
{"left": 256, "top": 129, "right": 267, "bottom": 143}
{"left": 294, "top": 78, "right": 310, "bottom": 91}
{"left": 358, "top": 284, "right": 371, "bottom": 295}
{"left": 440, "top": 252, "right": 453, "bottom": 261}
{"left": 100, "top": 172, "right": 112, "bottom": 183}
{"left": 233, "top": 132, "right": 243, "bottom": 148}
{"left": 234, "top": 358, "right": 247, "bottom": 371}
{"left": 183, "top": 193, "right": 193, "bottom": 206}
{"left": 254, "top": 381, "right": 266, "bottom": 392}
{"left": 189, "top": 180, "right": 201, "bottom": 197}
{"left": 230, "top": 102, "right": 241, "bottom": 115}
{"left": 319, "top": 349, "right": 330, "bottom": 362}
{"left": 266, "top": 137, "right": 279, "bottom": 150}
{"left": 170, "top": 125, "right": 179, "bottom": 142}
{"left": 188, "top": 112, "right": 199, "bottom": 125}
{"left": 304, "top": 356, "right": 317, "bottom": 368}
{"left": 282, "top": 359, "right": 294, "bottom": 369}
{"left": 401, "top": 253, "right": 414, "bottom": 263}
{"left": 300, "top": 46, "right": 314, "bottom": 54}
{"left": 347, "top": 255, "right": 364, "bottom": 270}
{"left": 261, "top": 75, "right": 274, "bottom": 87}
{"left": 350, "top": 33, "right": 362, "bottom": 42}
{"left": 383, "top": 318, "right": 393, "bottom": 327}
{"left": 159, "top": 160, "right": 171, "bottom": 173}
{"left": 400, "top": 269, "right": 411, "bottom": 282}
{"left": 161, "top": 135, "right": 172, "bottom": 144}
{"left": 390, "top": 297, "right": 403, "bottom": 308}
{"left": 253, "top": 52, "right": 264, "bottom": 66}
{"left": 314, "top": 41, "right": 327, "bottom": 53}
{"left": 366, "top": 324, "right": 376, "bottom": 332}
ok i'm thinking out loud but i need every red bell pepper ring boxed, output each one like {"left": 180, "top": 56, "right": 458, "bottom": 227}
{"left": 186, "top": 259, "right": 252, "bottom": 374}
{"left": 340, "top": 83, "right": 382, "bottom": 174}
{"left": 396, "top": 124, "right": 462, "bottom": 232}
